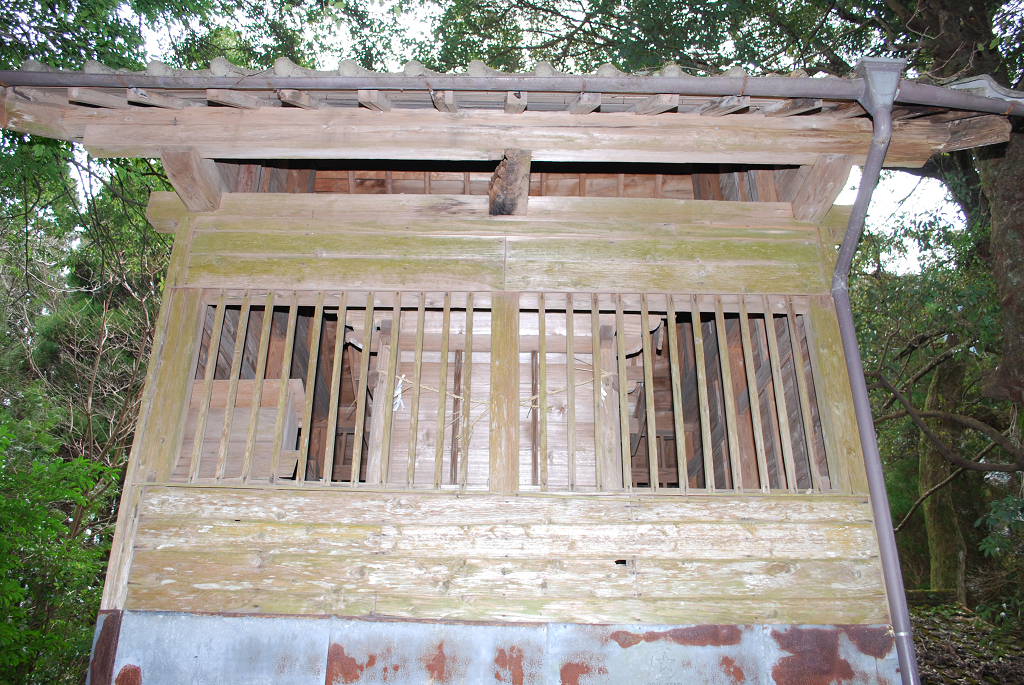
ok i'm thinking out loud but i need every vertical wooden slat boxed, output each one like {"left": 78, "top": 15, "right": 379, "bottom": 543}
{"left": 591, "top": 293, "right": 604, "bottom": 489}
{"left": 787, "top": 297, "right": 824, "bottom": 492}
{"left": 377, "top": 294, "right": 402, "bottom": 485}
{"left": 666, "top": 295, "right": 688, "bottom": 493}
{"left": 538, "top": 292, "right": 549, "bottom": 491}
{"left": 322, "top": 292, "right": 347, "bottom": 485}
{"left": 615, "top": 295, "right": 631, "bottom": 491}
{"left": 346, "top": 170, "right": 355, "bottom": 193}
{"left": 531, "top": 351, "right": 539, "bottom": 486}
{"left": 188, "top": 292, "right": 226, "bottom": 483}
{"left": 241, "top": 291, "right": 275, "bottom": 484}
{"left": 763, "top": 295, "right": 798, "bottom": 492}
{"left": 640, "top": 295, "right": 659, "bottom": 491}
{"left": 489, "top": 292, "right": 520, "bottom": 493}
{"left": 406, "top": 293, "right": 426, "bottom": 488}
{"left": 691, "top": 294, "right": 715, "bottom": 492}
{"left": 350, "top": 294, "right": 375, "bottom": 488}
{"left": 433, "top": 293, "right": 451, "bottom": 489}
{"left": 269, "top": 292, "right": 299, "bottom": 484}
{"left": 297, "top": 292, "right": 324, "bottom": 484}
{"left": 565, "top": 293, "right": 576, "bottom": 490}
{"left": 458, "top": 292, "right": 474, "bottom": 489}
{"left": 216, "top": 292, "right": 250, "bottom": 482}
{"left": 714, "top": 296, "right": 744, "bottom": 491}
{"left": 739, "top": 297, "right": 771, "bottom": 493}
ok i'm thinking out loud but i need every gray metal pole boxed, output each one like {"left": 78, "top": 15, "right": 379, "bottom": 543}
{"left": 832, "top": 58, "right": 920, "bottom": 685}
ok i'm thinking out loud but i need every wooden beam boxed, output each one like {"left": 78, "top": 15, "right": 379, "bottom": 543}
{"left": 69, "top": 106, "right": 975, "bottom": 167}
{"left": 790, "top": 153, "right": 854, "bottom": 223}
{"left": 763, "top": 98, "right": 822, "bottom": 118}
{"left": 127, "top": 87, "right": 185, "bottom": 109}
{"left": 406, "top": 294, "right": 426, "bottom": 488}
{"left": 829, "top": 102, "right": 867, "bottom": 119}
{"left": 206, "top": 89, "right": 262, "bottom": 109}
{"left": 433, "top": 293, "right": 451, "bottom": 488}
{"left": 568, "top": 92, "right": 601, "bottom": 114}
{"left": 322, "top": 293, "right": 347, "bottom": 485}
{"left": 505, "top": 91, "right": 526, "bottom": 114}
{"left": 489, "top": 292, "right": 520, "bottom": 493}
{"left": 632, "top": 93, "right": 678, "bottom": 115}
{"left": 489, "top": 149, "right": 532, "bottom": 215}
{"left": 68, "top": 87, "right": 129, "bottom": 109}
{"left": 278, "top": 89, "right": 322, "bottom": 110}
{"left": 160, "top": 146, "right": 226, "bottom": 213}
{"left": 699, "top": 95, "right": 749, "bottom": 116}
{"left": 538, "top": 292, "right": 549, "bottom": 490}
{"left": 12, "top": 87, "right": 70, "bottom": 107}
{"left": 458, "top": 293, "right": 474, "bottom": 489}
{"left": 431, "top": 90, "right": 459, "bottom": 113}
{"left": 940, "top": 115, "right": 1011, "bottom": 153}
{"left": 357, "top": 89, "right": 391, "bottom": 112}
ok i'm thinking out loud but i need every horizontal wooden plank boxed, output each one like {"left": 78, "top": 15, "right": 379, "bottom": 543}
{"left": 133, "top": 517, "right": 876, "bottom": 560}
{"left": 139, "top": 486, "right": 873, "bottom": 525}
{"left": 189, "top": 231, "right": 507, "bottom": 260}
{"left": 64, "top": 106, "right": 948, "bottom": 167}
{"left": 127, "top": 550, "right": 882, "bottom": 604}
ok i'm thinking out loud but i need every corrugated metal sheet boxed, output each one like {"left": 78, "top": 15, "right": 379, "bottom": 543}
{"left": 89, "top": 610, "right": 900, "bottom": 684}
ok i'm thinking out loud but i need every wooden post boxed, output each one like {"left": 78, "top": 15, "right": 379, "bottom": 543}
{"left": 322, "top": 293, "right": 347, "bottom": 485}
{"left": 241, "top": 291, "right": 275, "bottom": 484}
{"left": 739, "top": 297, "right": 771, "bottom": 493}
{"left": 714, "top": 296, "right": 744, "bottom": 491}
{"left": 591, "top": 293, "right": 604, "bottom": 489}
{"left": 188, "top": 292, "right": 226, "bottom": 482}
{"left": 489, "top": 149, "right": 532, "bottom": 215}
{"left": 458, "top": 293, "right": 474, "bottom": 489}
{"left": 763, "top": 295, "right": 798, "bottom": 492}
{"left": 787, "top": 297, "right": 824, "bottom": 491}
{"left": 598, "top": 322, "right": 622, "bottom": 490}
{"left": 407, "top": 293, "right": 426, "bottom": 488}
{"left": 615, "top": 295, "right": 632, "bottom": 491}
{"left": 489, "top": 292, "right": 520, "bottom": 493}
{"left": 367, "top": 296, "right": 400, "bottom": 486}
{"left": 538, "top": 293, "right": 549, "bottom": 490}
{"left": 269, "top": 292, "right": 299, "bottom": 484}
{"left": 296, "top": 292, "right": 323, "bottom": 484}
{"left": 641, "top": 295, "right": 659, "bottom": 491}
{"left": 216, "top": 292, "right": 250, "bottom": 482}
{"left": 666, "top": 295, "right": 688, "bottom": 492}
{"left": 691, "top": 295, "right": 715, "bottom": 491}
{"left": 565, "top": 293, "right": 576, "bottom": 490}
{"left": 350, "top": 294, "right": 375, "bottom": 487}
{"left": 433, "top": 293, "right": 451, "bottom": 489}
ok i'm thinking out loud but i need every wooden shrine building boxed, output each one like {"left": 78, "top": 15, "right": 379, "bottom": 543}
{"left": 2, "top": 55, "right": 1019, "bottom": 685}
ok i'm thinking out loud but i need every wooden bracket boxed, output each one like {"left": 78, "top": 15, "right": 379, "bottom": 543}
{"left": 699, "top": 95, "right": 750, "bottom": 116}
{"left": 278, "top": 89, "right": 322, "bottom": 110}
{"left": 68, "top": 87, "right": 130, "bottom": 109}
{"left": 632, "top": 93, "right": 679, "bottom": 115}
{"left": 568, "top": 92, "right": 601, "bottom": 114}
{"left": 489, "top": 149, "right": 532, "bottom": 215}
{"left": 206, "top": 89, "right": 262, "bottom": 109}
{"left": 505, "top": 91, "right": 527, "bottom": 114}
{"left": 763, "top": 98, "right": 822, "bottom": 118}
{"left": 431, "top": 90, "right": 459, "bottom": 113}
{"left": 358, "top": 89, "right": 391, "bottom": 112}
{"left": 127, "top": 87, "right": 185, "bottom": 109}
{"left": 12, "top": 87, "right": 71, "bottom": 107}
{"left": 791, "top": 153, "right": 855, "bottom": 223}
{"left": 161, "top": 146, "right": 226, "bottom": 213}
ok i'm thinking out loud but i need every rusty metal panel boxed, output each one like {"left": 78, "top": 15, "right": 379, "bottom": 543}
{"left": 96, "top": 611, "right": 899, "bottom": 684}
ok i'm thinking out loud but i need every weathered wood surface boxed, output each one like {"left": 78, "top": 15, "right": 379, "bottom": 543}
{"left": 146, "top": 193, "right": 830, "bottom": 294}
{"left": 126, "top": 486, "right": 888, "bottom": 624}
{"left": 0, "top": 100, "right": 991, "bottom": 167}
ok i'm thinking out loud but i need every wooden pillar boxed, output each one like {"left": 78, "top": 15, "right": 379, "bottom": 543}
{"left": 489, "top": 292, "right": 520, "bottom": 492}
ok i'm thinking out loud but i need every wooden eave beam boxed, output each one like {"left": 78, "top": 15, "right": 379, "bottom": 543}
{"left": 631, "top": 93, "right": 678, "bottom": 115}
{"left": 358, "top": 89, "right": 391, "bottom": 111}
{"left": 505, "top": 91, "right": 526, "bottom": 114}
{"left": 790, "top": 153, "right": 855, "bottom": 223}
{"left": 568, "top": 92, "right": 601, "bottom": 114}
{"left": 699, "top": 95, "right": 750, "bottom": 116}
{"left": 1, "top": 96, "right": 1010, "bottom": 168}
{"left": 763, "top": 98, "right": 823, "bottom": 117}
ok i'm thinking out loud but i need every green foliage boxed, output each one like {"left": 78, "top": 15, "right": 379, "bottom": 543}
{"left": 974, "top": 495, "right": 1024, "bottom": 633}
{"left": 0, "top": 410, "right": 117, "bottom": 684}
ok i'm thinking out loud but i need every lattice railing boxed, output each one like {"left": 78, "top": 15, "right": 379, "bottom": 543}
{"left": 171, "top": 291, "right": 831, "bottom": 493}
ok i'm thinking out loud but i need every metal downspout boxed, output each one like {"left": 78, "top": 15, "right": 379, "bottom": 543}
{"left": 831, "top": 57, "right": 920, "bottom": 685}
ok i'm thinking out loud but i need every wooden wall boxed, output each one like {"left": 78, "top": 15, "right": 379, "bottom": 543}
{"left": 125, "top": 485, "right": 890, "bottom": 626}
{"left": 147, "top": 192, "right": 831, "bottom": 295}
